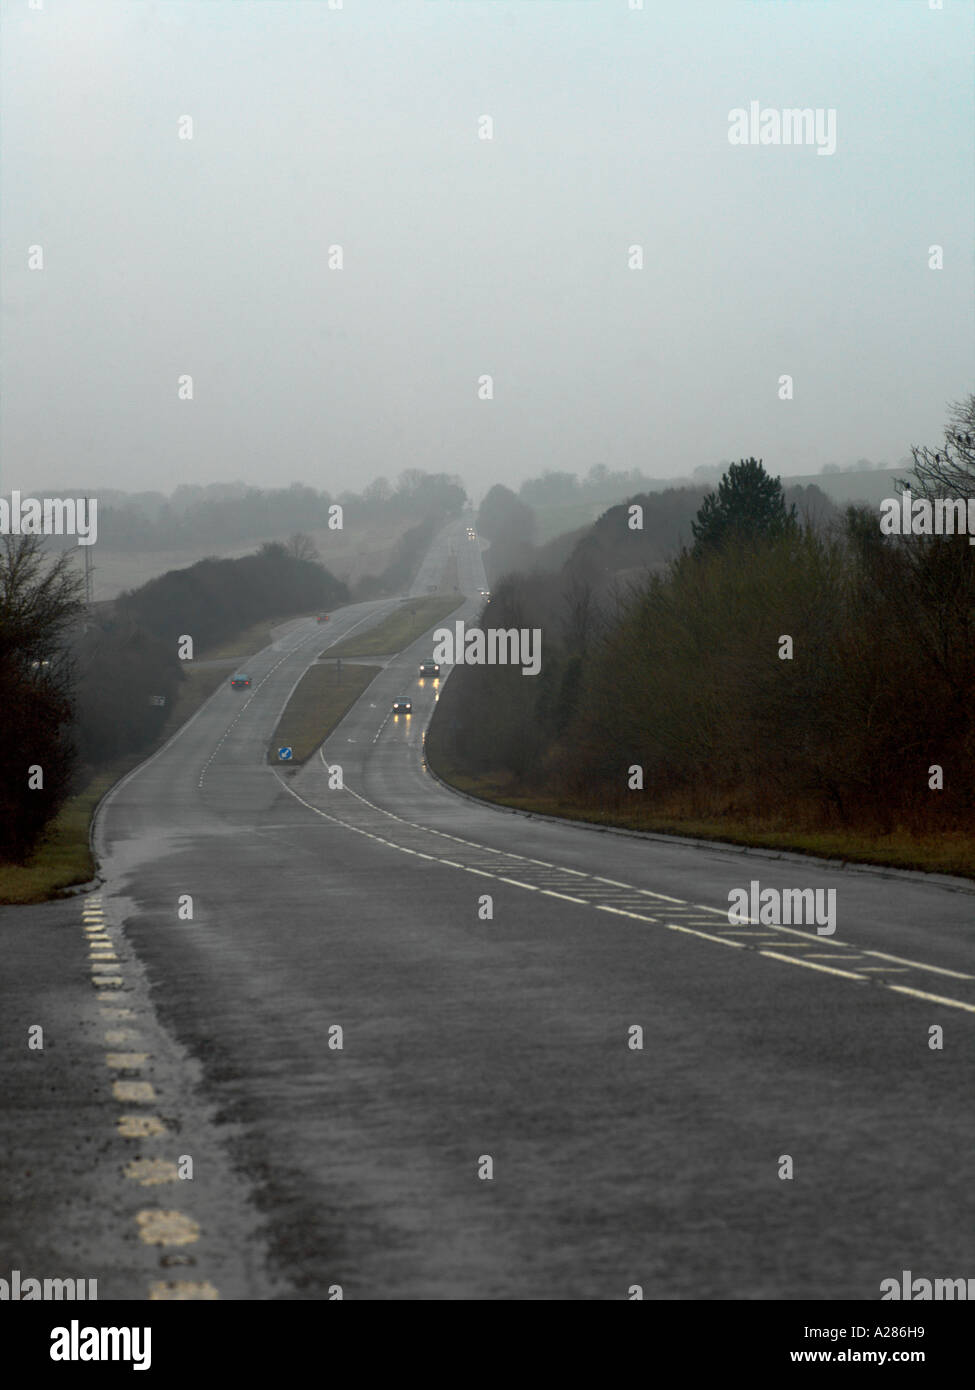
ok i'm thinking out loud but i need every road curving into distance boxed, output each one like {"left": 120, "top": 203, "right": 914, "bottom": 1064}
{"left": 6, "top": 520, "right": 973, "bottom": 1301}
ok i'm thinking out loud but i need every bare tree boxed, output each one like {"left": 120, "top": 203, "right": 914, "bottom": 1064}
{"left": 363, "top": 475, "right": 393, "bottom": 504}
{"left": 396, "top": 468, "right": 426, "bottom": 497}
{"left": 0, "top": 535, "right": 85, "bottom": 861}
{"left": 0, "top": 534, "right": 86, "bottom": 666}
{"left": 911, "top": 394, "right": 975, "bottom": 498}
{"left": 285, "top": 532, "right": 319, "bottom": 565}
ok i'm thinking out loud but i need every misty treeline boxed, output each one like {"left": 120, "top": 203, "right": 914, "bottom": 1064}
{"left": 476, "top": 477, "right": 837, "bottom": 586}
{"left": 435, "top": 418, "right": 975, "bottom": 838}
{"left": 509, "top": 457, "right": 905, "bottom": 511}
{"left": 36, "top": 470, "right": 466, "bottom": 553}
{"left": 1, "top": 539, "right": 347, "bottom": 862}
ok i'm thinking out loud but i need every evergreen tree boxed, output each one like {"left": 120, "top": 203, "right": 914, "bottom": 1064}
{"left": 691, "top": 457, "right": 796, "bottom": 553}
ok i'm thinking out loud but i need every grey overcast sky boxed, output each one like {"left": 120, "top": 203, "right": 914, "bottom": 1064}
{"left": 2, "top": 0, "right": 973, "bottom": 499}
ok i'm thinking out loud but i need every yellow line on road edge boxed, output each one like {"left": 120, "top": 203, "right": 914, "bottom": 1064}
{"left": 81, "top": 905, "right": 220, "bottom": 1300}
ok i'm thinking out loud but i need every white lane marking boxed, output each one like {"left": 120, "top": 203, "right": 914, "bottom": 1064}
{"left": 887, "top": 984, "right": 975, "bottom": 1014}
{"left": 597, "top": 905, "right": 740, "bottom": 949}
{"left": 596, "top": 905, "right": 658, "bottom": 922}
{"left": 666, "top": 923, "right": 747, "bottom": 948}
{"left": 759, "top": 950, "right": 866, "bottom": 981}
{"left": 372, "top": 712, "right": 393, "bottom": 743}
{"left": 277, "top": 747, "right": 975, "bottom": 1009}
{"left": 678, "top": 917, "right": 745, "bottom": 925}
{"left": 747, "top": 941, "right": 815, "bottom": 949}
{"left": 858, "top": 949, "right": 974, "bottom": 980}
{"left": 728, "top": 919, "right": 856, "bottom": 947}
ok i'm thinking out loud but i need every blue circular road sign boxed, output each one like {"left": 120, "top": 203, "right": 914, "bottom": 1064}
{"left": 278, "top": 746, "right": 293, "bottom": 761}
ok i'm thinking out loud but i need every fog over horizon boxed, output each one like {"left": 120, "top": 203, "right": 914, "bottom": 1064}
{"left": 2, "top": 0, "right": 972, "bottom": 504}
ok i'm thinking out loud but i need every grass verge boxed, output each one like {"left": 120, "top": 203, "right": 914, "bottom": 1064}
{"left": 203, "top": 609, "right": 341, "bottom": 663}
{"left": 425, "top": 758, "right": 975, "bottom": 882}
{"left": 326, "top": 596, "right": 462, "bottom": 659}
{"left": 199, "top": 619, "right": 277, "bottom": 663}
{"left": 0, "top": 770, "right": 115, "bottom": 905}
{"left": 267, "top": 663, "right": 381, "bottom": 765}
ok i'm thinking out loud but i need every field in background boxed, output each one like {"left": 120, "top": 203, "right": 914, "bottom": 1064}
{"left": 66, "top": 515, "right": 415, "bottom": 603}
{"left": 783, "top": 467, "right": 907, "bottom": 506}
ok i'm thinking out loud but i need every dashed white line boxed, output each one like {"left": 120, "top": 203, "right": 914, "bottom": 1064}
{"left": 247, "top": 713, "right": 975, "bottom": 1014}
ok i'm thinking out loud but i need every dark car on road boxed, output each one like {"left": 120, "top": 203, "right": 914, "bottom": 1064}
{"left": 392, "top": 697, "right": 412, "bottom": 715}
{"left": 418, "top": 659, "right": 440, "bottom": 678}
{"left": 230, "top": 674, "right": 251, "bottom": 689}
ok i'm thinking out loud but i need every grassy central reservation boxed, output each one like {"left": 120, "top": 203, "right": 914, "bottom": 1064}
{"left": 268, "top": 596, "right": 462, "bottom": 764}
{"left": 325, "top": 595, "right": 462, "bottom": 659}
{"left": 267, "top": 663, "right": 381, "bottom": 766}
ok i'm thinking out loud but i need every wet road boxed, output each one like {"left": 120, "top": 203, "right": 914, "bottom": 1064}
{"left": 3, "top": 522, "right": 975, "bottom": 1299}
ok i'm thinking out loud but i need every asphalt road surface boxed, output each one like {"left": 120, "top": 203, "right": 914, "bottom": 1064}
{"left": 3, "top": 520, "right": 974, "bottom": 1300}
